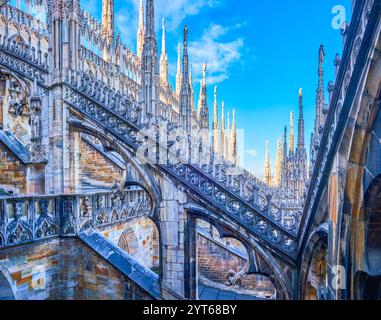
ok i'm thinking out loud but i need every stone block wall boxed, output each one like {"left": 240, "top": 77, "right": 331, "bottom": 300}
{"left": 197, "top": 233, "right": 276, "bottom": 297}
{"left": 0, "top": 239, "right": 60, "bottom": 300}
{"left": 0, "top": 238, "right": 153, "bottom": 300}
{"left": 80, "top": 140, "right": 124, "bottom": 187}
{"left": 0, "top": 141, "right": 27, "bottom": 194}
{"left": 198, "top": 233, "right": 246, "bottom": 284}
{"left": 101, "top": 218, "right": 160, "bottom": 271}
{"left": 59, "top": 238, "right": 152, "bottom": 300}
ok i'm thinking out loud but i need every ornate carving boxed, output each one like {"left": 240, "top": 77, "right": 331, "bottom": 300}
{"left": 30, "top": 143, "right": 46, "bottom": 162}
{"left": 34, "top": 199, "right": 58, "bottom": 239}
{"left": 62, "top": 197, "right": 76, "bottom": 235}
{"left": 226, "top": 268, "right": 246, "bottom": 288}
{"left": 111, "top": 209, "right": 119, "bottom": 222}
{"left": 82, "top": 197, "right": 93, "bottom": 217}
{"left": 7, "top": 201, "right": 32, "bottom": 245}
{"left": 95, "top": 210, "right": 109, "bottom": 226}
{"left": 8, "top": 81, "right": 28, "bottom": 117}
{"left": 7, "top": 222, "right": 32, "bottom": 244}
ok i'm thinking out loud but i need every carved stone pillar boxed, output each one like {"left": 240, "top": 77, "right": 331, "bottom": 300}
{"left": 158, "top": 177, "right": 187, "bottom": 299}
{"left": 46, "top": 0, "right": 81, "bottom": 194}
{"left": 65, "top": 129, "right": 81, "bottom": 193}
{"left": 26, "top": 163, "right": 46, "bottom": 194}
{"left": 184, "top": 212, "right": 198, "bottom": 300}
{"left": 0, "top": 96, "right": 3, "bottom": 127}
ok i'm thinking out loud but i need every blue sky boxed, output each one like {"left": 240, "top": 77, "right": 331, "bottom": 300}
{"left": 81, "top": 0, "right": 351, "bottom": 179}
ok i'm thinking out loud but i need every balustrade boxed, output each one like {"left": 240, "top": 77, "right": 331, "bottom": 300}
{"left": 0, "top": 188, "right": 152, "bottom": 249}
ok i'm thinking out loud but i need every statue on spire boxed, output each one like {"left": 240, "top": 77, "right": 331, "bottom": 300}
{"left": 212, "top": 85, "right": 219, "bottom": 155}
{"left": 231, "top": 109, "right": 238, "bottom": 165}
{"left": 221, "top": 101, "right": 226, "bottom": 158}
{"left": 140, "top": 0, "right": 159, "bottom": 124}
{"left": 160, "top": 17, "right": 169, "bottom": 86}
{"left": 102, "top": 0, "right": 114, "bottom": 41}
{"left": 290, "top": 111, "right": 294, "bottom": 155}
{"left": 264, "top": 140, "right": 272, "bottom": 186}
{"left": 198, "top": 63, "right": 209, "bottom": 130}
{"left": 274, "top": 137, "right": 283, "bottom": 186}
{"left": 176, "top": 43, "right": 182, "bottom": 98}
{"left": 318, "top": 44, "right": 325, "bottom": 70}
{"left": 298, "top": 88, "right": 305, "bottom": 149}
{"left": 189, "top": 62, "right": 195, "bottom": 113}
{"left": 137, "top": 0, "right": 144, "bottom": 60}
{"left": 179, "top": 25, "right": 192, "bottom": 135}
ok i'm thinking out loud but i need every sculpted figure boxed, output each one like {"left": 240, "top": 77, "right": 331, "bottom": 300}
{"left": 83, "top": 197, "right": 93, "bottom": 217}
{"left": 226, "top": 268, "right": 246, "bottom": 288}
{"left": 30, "top": 109, "right": 40, "bottom": 140}
{"left": 9, "top": 87, "right": 26, "bottom": 117}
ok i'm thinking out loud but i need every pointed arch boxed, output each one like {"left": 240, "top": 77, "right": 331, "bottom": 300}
{"left": 0, "top": 264, "right": 18, "bottom": 300}
{"left": 188, "top": 205, "right": 294, "bottom": 299}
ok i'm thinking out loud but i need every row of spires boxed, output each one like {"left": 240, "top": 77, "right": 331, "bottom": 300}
{"left": 264, "top": 45, "right": 341, "bottom": 204}
{"left": 264, "top": 88, "right": 306, "bottom": 187}
{"left": 102, "top": 0, "right": 239, "bottom": 164}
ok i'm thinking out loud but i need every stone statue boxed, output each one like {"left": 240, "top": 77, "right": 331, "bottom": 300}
{"left": 318, "top": 45, "right": 325, "bottom": 69}
{"left": 83, "top": 197, "right": 93, "bottom": 217}
{"left": 30, "top": 109, "right": 40, "bottom": 140}
{"left": 225, "top": 268, "right": 246, "bottom": 288}
{"left": 9, "top": 87, "right": 26, "bottom": 117}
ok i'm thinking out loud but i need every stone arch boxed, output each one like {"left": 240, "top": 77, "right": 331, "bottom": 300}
{"left": 68, "top": 120, "right": 162, "bottom": 214}
{"left": 341, "top": 90, "right": 381, "bottom": 298}
{"left": 0, "top": 264, "right": 18, "bottom": 300}
{"left": 188, "top": 206, "right": 293, "bottom": 299}
{"left": 8, "top": 34, "right": 28, "bottom": 48}
{"left": 0, "top": 67, "right": 31, "bottom": 96}
{"left": 363, "top": 175, "right": 381, "bottom": 274}
{"left": 351, "top": 175, "right": 381, "bottom": 299}
{"left": 69, "top": 121, "right": 164, "bottom": 277}
{"left": 325, "top": 34, "right": 381, "bottom": 300}
{"left": 196, "top": 219, "right": 277, "bottom": 299}
{"left": 299, "top": 224, "right": 329, "bottom": 300}
{"left": 117, "top": 217, "right": 160, "bottom": 272}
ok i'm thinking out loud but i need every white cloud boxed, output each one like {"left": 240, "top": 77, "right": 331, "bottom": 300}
{"left": 188, "top": 23, "right": 244, "bottom": 85}
{"left": 81, "top": 0, "right": 220, "bottom": 54}
{"left": 245, "top": 149, "right": 259, "bottom": 157}
{"left": 115, "top": 8, "right": 137, "bottom": 49}
{"left": 154, "top": 0, "right": 220, "bottom": 32}
{"left": 80, "top": 1, "right": 244, "bottom": 86}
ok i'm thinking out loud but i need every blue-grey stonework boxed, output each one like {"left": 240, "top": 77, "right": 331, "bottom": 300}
{"left": 198, "top": 284, "right": 267, "bottom": 301}
{"left": 0, "top": 130, "right": 31, "bottom": 164}
{"left": 0, "top": 237, "right": 157, "bottom": 300}
{"left": 78, "top": 230, "right": 162, "bottom": 300}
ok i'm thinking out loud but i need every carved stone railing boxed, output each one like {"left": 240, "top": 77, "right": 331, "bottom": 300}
{"left": 0, "top": 3, "right": 48, "bottom": 39}
{"left": 0, "top": 188, "right": 152, "bottom": 249}
{"left": 79, "top": 46, "right": 141, "bottom": 100}
{"left": 81, "top": 9, "right": 140, "bottom": 85}
{"left": 298, "top": 0, "right": 380, "bottom": 250}
{"left": 63, "top": 78, "right": 299, "bottom": 261}
{"left": 78, "top": 45, "right": 181, "bottom": 126}
{"left": 0, "top": 35, "right": 48, "bottom": 84}
{"left": 0, "top": 4, "right": 49, "bottom": 85}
